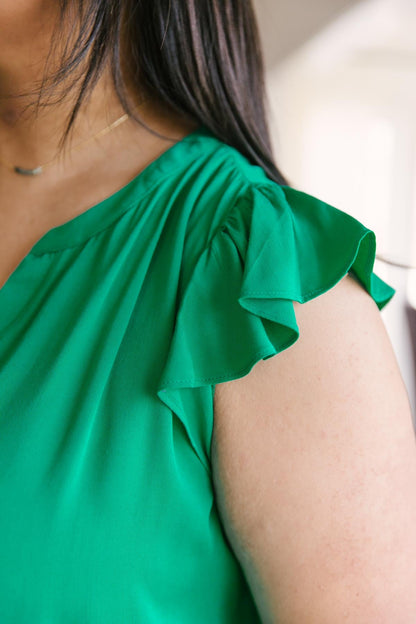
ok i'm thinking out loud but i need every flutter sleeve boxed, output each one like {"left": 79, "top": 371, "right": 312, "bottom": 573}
{"left": 156, "top": 181, "right": 396, "bottom": 466}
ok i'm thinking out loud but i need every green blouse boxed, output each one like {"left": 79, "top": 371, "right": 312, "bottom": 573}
{"left": 0, "top": 124, "right": 396, "bottom": 622}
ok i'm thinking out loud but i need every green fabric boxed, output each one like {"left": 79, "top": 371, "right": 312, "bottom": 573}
{"left": 0, "top": 124, "right": 396, "bottom": 622}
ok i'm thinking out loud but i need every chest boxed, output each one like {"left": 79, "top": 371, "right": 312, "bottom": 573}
{"left": 0, "top": 225, "right": 41, "bottom": 290}
{"left": 0, "top": 156, "right": 149, "bottom": 291}
{"left": 0, "top": 194, "right": 85, "bottom": 292}
{"left": 0, "top": 248, "right": 249, "bottom": 623}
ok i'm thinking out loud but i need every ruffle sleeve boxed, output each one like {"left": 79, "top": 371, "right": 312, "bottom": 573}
{"left": 156, "top": 182, "right": 396, "bottom": 466}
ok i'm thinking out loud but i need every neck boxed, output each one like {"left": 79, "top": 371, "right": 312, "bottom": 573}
{"left": 0, "top": 3, "right": 134, "bottom": 174}
{"left": 0, "top": 75, "right": 131, "bottom": 174}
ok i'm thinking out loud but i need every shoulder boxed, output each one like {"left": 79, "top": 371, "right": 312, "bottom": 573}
{"left": 212, "top": 271, "right": 416, "bottom": 622}
{"left": 158, "top": 133, "right": 397, "bottom": 406}
{"left": 178, "top": 131, "right": 375, "bottom": 259}
{"left": 176, "top": 128, "right": 364, "bottom": 265}
{"left": 213, "top": 270, "right": 410, "bottom": 422}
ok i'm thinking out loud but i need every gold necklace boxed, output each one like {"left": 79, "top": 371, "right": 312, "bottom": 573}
{"left": 0, "top": 98, "right": 148, "bottom": 177}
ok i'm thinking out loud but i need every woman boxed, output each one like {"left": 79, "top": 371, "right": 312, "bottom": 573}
{"left": 1, "top": 1, "right": 415, "bottom": 622}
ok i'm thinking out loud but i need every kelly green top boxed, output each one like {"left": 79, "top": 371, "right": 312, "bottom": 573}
{"left": 0, "top": 124, "right": 396, "bottom": 622}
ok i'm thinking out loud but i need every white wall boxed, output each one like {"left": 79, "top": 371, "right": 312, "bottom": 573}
{"left": 266, "top": 0, "right": 416, "bottom": 420}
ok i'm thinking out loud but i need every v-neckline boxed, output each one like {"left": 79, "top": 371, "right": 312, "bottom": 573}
{"left": 0, "top": 124, "right": 216, "bottom": 336}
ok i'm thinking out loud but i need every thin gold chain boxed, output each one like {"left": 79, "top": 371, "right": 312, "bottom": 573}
{"left": 0, "top": 97, "right": 149, "bottom": 176}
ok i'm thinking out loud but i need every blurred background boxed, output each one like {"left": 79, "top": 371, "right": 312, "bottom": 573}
{"left": 254, "top": 0, "right": 416, "bottom": 422}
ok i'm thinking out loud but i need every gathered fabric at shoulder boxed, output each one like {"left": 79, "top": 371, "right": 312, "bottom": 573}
{"left": 156, "top": 181, "right": 396, "bottom": 458}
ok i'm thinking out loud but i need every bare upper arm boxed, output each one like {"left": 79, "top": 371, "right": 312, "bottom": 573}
{"left": 212, "top": 273, "right": 416, "bottom": 624}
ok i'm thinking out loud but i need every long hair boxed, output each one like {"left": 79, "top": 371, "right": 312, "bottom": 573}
{"left": 36, "top": 0, "right": 291, "bottom": 186}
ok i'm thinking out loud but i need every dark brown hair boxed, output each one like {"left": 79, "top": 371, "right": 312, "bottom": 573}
{"left": 37, "top": 0, "right": 291, "bottom": 186}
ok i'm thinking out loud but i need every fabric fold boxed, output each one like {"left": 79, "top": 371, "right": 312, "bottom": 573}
{"left": 156, "top": 182, "right": 396, "bottom": 457}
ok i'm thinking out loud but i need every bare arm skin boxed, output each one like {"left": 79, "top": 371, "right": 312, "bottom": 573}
{"left": 212, "top": 273, "right": 416, "bottom": 624}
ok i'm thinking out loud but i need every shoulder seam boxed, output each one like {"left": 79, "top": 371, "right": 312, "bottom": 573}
{"left": 215, "top": 145, "right": 288, "bottom": 207}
